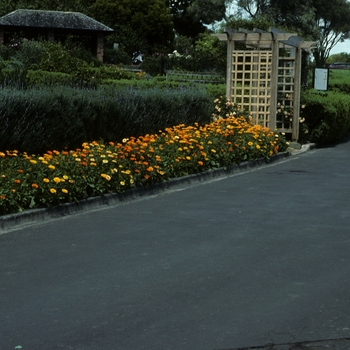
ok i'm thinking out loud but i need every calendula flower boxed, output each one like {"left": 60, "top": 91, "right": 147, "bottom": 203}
{"left": 53, "top": 177, "right": 61, "bottom": 183}
{"left": 43, "top": 178, "right": 50, "bottom": 183}
{"left": 62, "top": 189, "right": 68, "bottom": 194}
{"left": 30, "top": 159, "right": 37, "bottom": 164}
{"left": 31, "top": 183, "right": 39, "bottom": 189}
{"left": 14, "top": 179, "right": 21, "bottom": 184}
{"left": 120, "top": 181, "right": 125, "bottom": 186}
{"left": 48, "top": 165, "right": 55, "bottom": 170}
{"left": 50, "top": 188, "right": 56, "bottom": 194}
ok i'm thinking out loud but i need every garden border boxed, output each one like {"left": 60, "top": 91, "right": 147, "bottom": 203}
{"left": 0, "top": 147, "right": 315, "bottom": 233}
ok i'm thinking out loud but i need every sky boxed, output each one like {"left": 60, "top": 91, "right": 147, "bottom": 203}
{"left": 330, "top": 39, "right": 350, "bottom": 55}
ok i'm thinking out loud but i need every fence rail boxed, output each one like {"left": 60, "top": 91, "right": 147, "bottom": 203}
{"left": 166, "top": 70, "right": 225, "bottom": 84}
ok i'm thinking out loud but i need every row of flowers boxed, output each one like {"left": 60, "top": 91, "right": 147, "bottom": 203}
{"left": 0, "top": 115, "right": 289, "bottom": 215}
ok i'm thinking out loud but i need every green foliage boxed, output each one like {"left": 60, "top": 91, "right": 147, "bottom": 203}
{"left": 301, "top": 90, "right": 350, "bottom": 144}
{"left": 13, "top": 39, "right": 44, "bottom": 69}
{"left": 0, "top": 85, "right": 213, "bottom": 153}
{"left": 103, "top": 48, "right": 132, "bottom": 65}
{"left": 89, "top": 0, "right": 174, "bottom": 53}
{"left": 328, "top": 69, "right": 350, "bottom": 94}
{"left": 327, "top": 52, "right": 350, "bottom": 65}
{"left": 38, "top": 41, "right": 90, "bottom": 74}
{"left": 0, "top": 59, "right": 28, "bottom": 89}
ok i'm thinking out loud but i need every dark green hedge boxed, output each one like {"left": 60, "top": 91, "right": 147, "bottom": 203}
{"left": 0, "top": 85, "right": 213, "bottom": 154}
{"left": 301, "top": 90, "right": 350, "bottom": 144}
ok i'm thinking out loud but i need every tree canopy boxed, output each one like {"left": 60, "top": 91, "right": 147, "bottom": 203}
{"left": 167, "top": 0, "right": 228, "bottom": 38}
{"left": 232, "top": 0, "right": 350, "bottom": 66}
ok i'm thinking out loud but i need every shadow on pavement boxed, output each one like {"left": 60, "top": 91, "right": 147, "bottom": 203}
{"left": 217, "top": 337, "right": 350, "bottom": 349}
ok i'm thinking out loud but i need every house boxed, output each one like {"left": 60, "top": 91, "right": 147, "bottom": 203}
{"left": 0, "top": 9, "right": 114, "bottom": 61}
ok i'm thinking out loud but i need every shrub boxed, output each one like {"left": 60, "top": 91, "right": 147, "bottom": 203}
{"left": 301, "top": 90, "right": 350, "bottom": 144}
{"left": 0, "top": 85, "right": 213, "bottom": 154}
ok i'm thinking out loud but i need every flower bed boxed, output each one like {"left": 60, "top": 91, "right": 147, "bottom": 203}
{"left": 0, "top": 116, "right": 288, "bottom": 215}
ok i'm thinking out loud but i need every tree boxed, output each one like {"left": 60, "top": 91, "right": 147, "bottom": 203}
{"left": 233, "top": 0, "right": 350, "bottom": 67}
{"left": 167, "top": 0, "right": 228, "bottom": 38}
{"left": 89, "top": 0, "right": 174, "bottom": 54}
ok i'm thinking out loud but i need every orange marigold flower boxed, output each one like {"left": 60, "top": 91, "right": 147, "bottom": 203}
{"left": 0, "top": 195, "right": 6, "bottom": 200}
{"left": 146, "top": 167, "right": 154, "bottom": 172}
{"left": 0, "top": 152, "right": 5, "bottom": 158}
{"left": 14, "top": 179, "right": 21, "bottom": 184}
{"left": 198, "top": 161, "right": 203, "bottom": 166}
{"left": 31, "top": 183, "right": 39, "bottom": 189}
{"left": 17, "top": 169, "right": 23, "bottom": 173}
{"left": 43, "top": 178, "right": 50, "bottom": 183}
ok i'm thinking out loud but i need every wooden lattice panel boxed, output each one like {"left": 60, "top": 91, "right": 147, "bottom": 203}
{"left": 276, "top": 48, "right": 296, "bottom": 132}
{"left": 230, "top": 51, "right": 272, "bottom": 127}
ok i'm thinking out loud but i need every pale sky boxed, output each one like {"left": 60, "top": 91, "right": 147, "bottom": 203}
{"left": 330, "top": 39, "right": 350, "bottom": 55}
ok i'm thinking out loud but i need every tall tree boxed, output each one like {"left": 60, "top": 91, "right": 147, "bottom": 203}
{"left": 167, "top": 0, "right": 227, "bottom": 38}
{"left": 233, "top": 0, "right": 350, "bottom": 67}
{"left": 89, "top": 0, "right": 174, "bottom": 53}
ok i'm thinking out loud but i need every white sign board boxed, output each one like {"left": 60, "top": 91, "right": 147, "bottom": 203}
{"left": 314, "top": 68, "right": 328, "bottom": 91}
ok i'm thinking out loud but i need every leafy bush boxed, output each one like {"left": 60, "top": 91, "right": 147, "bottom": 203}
{"left": 301, "top": 90, "right": 350, "bottom": 144}
{"left": 0, "top": 85, "right": 213, "bottom": 154}
{"left": 38, "top": 41, "right": 90, "bottom": 74}
{"left": 13, "top": 39, "right": 44, "bottom": 69}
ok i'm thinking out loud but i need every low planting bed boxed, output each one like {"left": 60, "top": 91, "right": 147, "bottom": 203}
{"left": 0, "top": 116, "right": 288, "bottom": 216}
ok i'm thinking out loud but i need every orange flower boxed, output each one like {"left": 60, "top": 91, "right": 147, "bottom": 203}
{"left": 31, "top": 183, "right": 39, "bottom": 189}
{"left": 198, "top": 161, "right": 203, "bottom": 166}
{"left": 0, "top": 195, "right": 6, "bottom": 200}
{"left": 146, "top": 166, "right": 154, "bottom": 172}
{"left": 14, "top": 179, "right": 21, "bottom": 184}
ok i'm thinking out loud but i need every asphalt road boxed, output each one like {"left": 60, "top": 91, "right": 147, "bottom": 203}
{"left": 1, "top": 140, "right": 350, "bottom": 350}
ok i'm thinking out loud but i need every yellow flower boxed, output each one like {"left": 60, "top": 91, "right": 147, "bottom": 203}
{"left": 63, "top": 175, "right": 69, "bottom": 180}
{"left": 186, "top": 156, "right": 191, "bottom": 160}
{"left": 43, "top": 178, "right": 50, "bottom": 183}
{"left": 120, "top": 181, "right": 125, "bottom": 186}
{"left": 256, "top": 145, "right": 261, "bottom": 149}
{"left": 102, "top": 159, "right": 108, "bottom": 164}
{"left": 211, "top": 149, "right": 216, "bottom": 153}
{"left": 48, "top": 165, "right": 55, "bottom": 170}
{"left": 30, "top": 159, "right": 37, "bottom": 164}
{"left": 53, "top": 177, "right": 61, "bottom": 183}
{"left": 248, "top": 141, "right": 253, "bottom": 146}
{"left": 62, "top": 189, "right": 68, "bottom": 194}
{"left": 50, "top": 188, "right": 56, "bottom": 194}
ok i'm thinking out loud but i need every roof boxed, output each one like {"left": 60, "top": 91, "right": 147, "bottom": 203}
{"left": 0, "top": 9, "right": 114, "bottom": 32}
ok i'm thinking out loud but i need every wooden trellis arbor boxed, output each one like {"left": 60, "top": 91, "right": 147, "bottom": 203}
{"left": 213, "top": 28, "right": 316, "bottom": 140}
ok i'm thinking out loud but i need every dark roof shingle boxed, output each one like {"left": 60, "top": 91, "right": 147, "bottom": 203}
{"left": 0, "top": 9, "right": 114, "bottom": 32}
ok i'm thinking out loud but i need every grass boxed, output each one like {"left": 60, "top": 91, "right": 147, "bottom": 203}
{"left": 0, "top": 115, "right": 289, "bottom": 216}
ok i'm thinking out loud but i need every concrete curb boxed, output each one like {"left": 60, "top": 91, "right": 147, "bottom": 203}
{"left": 288, "top": 142, "right": 316, "bottom": 155}
{"left": 0, "top": 148, "right": 313, "bottom": 232}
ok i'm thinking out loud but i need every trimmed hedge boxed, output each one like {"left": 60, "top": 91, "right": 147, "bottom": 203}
{"left": 301, "top": 90, "right": 350, "bottom": 144}
{"left": 0, "top": 86, "right": 213, "bottom": 154}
